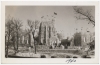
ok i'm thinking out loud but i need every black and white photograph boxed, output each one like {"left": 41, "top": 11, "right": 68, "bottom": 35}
{"left": 5, "top": 6, "right": 95, "bottom": 58}
{"left": 1, "top": 1, "right": 99, "bottom": 64}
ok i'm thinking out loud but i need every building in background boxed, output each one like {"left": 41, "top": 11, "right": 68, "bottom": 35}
{"left": 39, "top": 20, "right": 58, "bottom": 46}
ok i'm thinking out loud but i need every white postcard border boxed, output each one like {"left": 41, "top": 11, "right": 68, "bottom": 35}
{"left": 1, "top": 1, "right": 99, "bottom": 64}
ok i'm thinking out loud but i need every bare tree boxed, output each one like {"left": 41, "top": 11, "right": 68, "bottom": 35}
{"left": 27, "top": 20, "right": 35, "bottom": 46}
{"left": 5, "top": 17, "right": 22, "bottom": 57}
{"left": 13, "top": 19, "right": 22, "bottom": 51}
{"left": 73, "top": 6, "right": 95, "bottom": 26}
{"left": 27, "top": 20, "right": 40, "bottom": 54}
{"left": 5, "top": 17, "right": 15, "bottom": 57}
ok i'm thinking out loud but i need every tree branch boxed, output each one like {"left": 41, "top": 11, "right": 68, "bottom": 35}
{"left": 73, "top": 6, "right": 95, "bottom": 26}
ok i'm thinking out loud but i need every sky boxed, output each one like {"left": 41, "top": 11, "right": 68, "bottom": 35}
{"left": 5, "top": 6, "right": 95, "bottom": 39}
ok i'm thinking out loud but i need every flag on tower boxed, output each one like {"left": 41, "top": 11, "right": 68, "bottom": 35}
{"left": 54, "top": 12, "right": 57, "bottom": 15}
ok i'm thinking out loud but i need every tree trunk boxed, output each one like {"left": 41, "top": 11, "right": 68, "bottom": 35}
{"left": 29, "top": 33, "right": 31, "bottom": 46}
{"left": 13, "top": 36, "right": 16, "bottom": 50}
{"left": 34, "top": 40, "right": 36, "bottom": 54}
{"left": 6, "top": 34, "right": 10, "bottom": 58}
{"left": 17, "top": 31, "right": 19, "bottom": 50}
{"left": 33, "top": 31, "right": 36, "bottom": 54}
{"left": 5, "top": 36, "right": 7, "bottom": 57}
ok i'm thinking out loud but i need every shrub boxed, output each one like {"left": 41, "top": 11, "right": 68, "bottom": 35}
{"left": 73, "top": 56, "right": 78, "bottom": 58}
{"left": 81, "top": 55, "right": 87, "bottom": 58}
{"left": 51, "top": 56, "right": 56, "bottom": 58}
{"left": 66, "top": 55, "right": 71, "bottom": 58}
{"left": 40, "top": 55, "right": 46, "bottom": 58}
{"left": 86, "top": 57, "right": 91, "bottom": 58}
